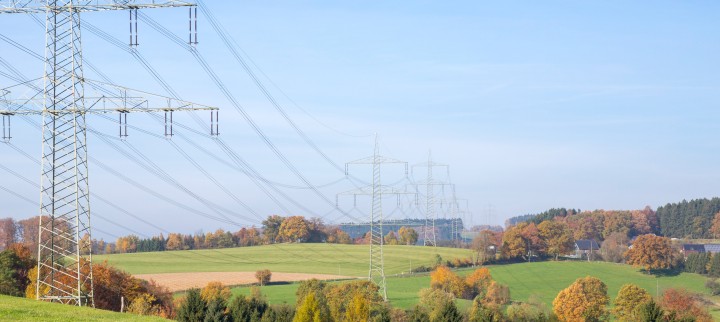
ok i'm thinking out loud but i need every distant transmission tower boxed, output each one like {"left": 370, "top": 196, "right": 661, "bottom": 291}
{"left": 0, "top": 0, "right": 215, "bottom": 306}
{"left": 338, "top": 135, "right": 411, "bottom": 301}
{"left": 412, "top": 151, "right": 450, "bottom": 246}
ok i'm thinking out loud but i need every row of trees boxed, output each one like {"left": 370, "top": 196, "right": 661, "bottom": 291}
{"left": 553, "top": 276, "right": 712, "bottom": 322}
{"left": 473, "top": 206, "right": 674, "bottom": 265}
{"left": 508, "top": 198, "right": 720, "bottom": 240}
{"left": 110, "top": 218, "right": 420, "bottom": 254}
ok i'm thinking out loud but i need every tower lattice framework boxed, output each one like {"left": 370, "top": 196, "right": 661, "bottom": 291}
{"left": 339, "top": 135, "right": 412, "bottom": 301}
{"left": 0, "top": 0, "right": 213, "bottom": 306}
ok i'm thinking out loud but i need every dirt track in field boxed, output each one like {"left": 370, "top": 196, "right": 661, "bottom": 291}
{"left": 134, "top": 272, "right": 358, "bottom": 292}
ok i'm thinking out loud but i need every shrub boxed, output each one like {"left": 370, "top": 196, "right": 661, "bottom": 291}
{"left": 256, "top": 269, "right": 272, "bottom": 286}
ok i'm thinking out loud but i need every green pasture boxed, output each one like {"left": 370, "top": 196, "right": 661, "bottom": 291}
{"left": 0, "top": 295, "right": 166, "bottom": 322}
{"left": 95, "top": 244, "right": 473, "bottom": 276}
{"left": 232, "top": 261, "right": 713, "bottom": 312}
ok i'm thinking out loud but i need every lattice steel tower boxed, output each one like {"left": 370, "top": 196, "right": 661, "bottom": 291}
{"left": 0, "top": 0, "right": 214, "bottom": 306}
{"left": 338, "top": 135, "right": 411, "bottom": 301}
{"left": 412, "top": 151, "right": 450, "bottom": 246}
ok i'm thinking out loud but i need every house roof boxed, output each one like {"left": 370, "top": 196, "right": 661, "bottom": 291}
{"left": 704, "top": 244, "right": 720, "bottom": 253}
{"left": 683, "top": 244, "right": 705, "bottom": 252}
{"left": 575, "top": 239, "right": 599, "bottom": 250}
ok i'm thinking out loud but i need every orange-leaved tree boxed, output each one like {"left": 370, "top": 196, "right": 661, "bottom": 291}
{"left": 612, "top": 284, "right": 651, "bottom": 322}
{"left": 482, "top": 281, "right": 510, "bottom": 308}
{"left": 552, "top": 276, "right": 609, "bottom": 321}
{"left": 465, "top": 267, "right": 492, "bottom": 298}
{"left": 660, "top": 288, "right": 712, "bottom": 322}
{"left": 624, "top": 234, "right": 675, "bottom": 271}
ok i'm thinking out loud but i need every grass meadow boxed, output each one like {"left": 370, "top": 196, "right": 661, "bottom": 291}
{"left": 99, "top": 244, "right": 719, "bottom": 318}
{"left": 95, "top": 243, "right": 473, "bottom": 276}
{"left": 232, "top": 260, "right": 713, "bottom": 312}
{"left": 0, "top": 295, "right": 166, "bottom": 322}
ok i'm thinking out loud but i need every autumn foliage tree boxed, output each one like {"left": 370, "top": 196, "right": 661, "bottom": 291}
{"left": 660, "top": 288, "right": 712, "bottom": 322}
{"left": 398, "top": 226, "right": 419, "bottom": 245}
{"left": 612, "top": 284, "right": 651, "bottom": 321}
{"left": 538, "top": 220, "right": 574, "bottom": 260}
{"left": 624, "top": 234, "right": 675, "bottom": 271}
{"left": 465, "top": 267, "right": 493, "bottom": 298}
{"left": 430, "top": 266, "right": 467, "bottom": 299}
{"left": 552, "top": 276, "right": 609, "bottom": 322}
{"left": 711, "top": 212, "right": 720, "bottom": 239}
{"left": 256, "top": 269, "right": 272, "bottom": 286}
{"left": 278, "top": 216, "right": 310, "bottom": 243}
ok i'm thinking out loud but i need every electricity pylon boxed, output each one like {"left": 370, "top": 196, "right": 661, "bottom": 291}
{"left": 337, "top": 135, "right": 412, "bottom": 301}
{"left": 0, "top": 0, "right": 215, "bottom": 306}
{"left": 412, "top": 151, "right": 450, "bottom": 246}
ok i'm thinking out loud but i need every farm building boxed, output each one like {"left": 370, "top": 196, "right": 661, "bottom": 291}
{"left": 574, "top": 239, "right": 600, "bottom": 259}
{"left": 681, "top": 244, "right": 720, "bottom": 257}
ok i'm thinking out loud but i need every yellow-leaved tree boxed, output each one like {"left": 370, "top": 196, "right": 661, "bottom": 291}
{"left": 430, "top": 266, "right": 467, "bottom": 298}
{"left": 612, "top": 284, "right": 651, "bottom": 321}
{"left": 552, "top": 276, "right": 609, "bottom": 321}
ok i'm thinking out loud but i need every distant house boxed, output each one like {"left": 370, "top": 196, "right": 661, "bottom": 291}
{"left": 681, "top": 244, "right": 720, "bottom": 257}
{"left": 574, "top": 239, "right": 600, "bottom": 259}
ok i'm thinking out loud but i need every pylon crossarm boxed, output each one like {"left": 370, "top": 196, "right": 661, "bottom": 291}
{"left": 0, "top": 0, "right": 195, "bottom": 14}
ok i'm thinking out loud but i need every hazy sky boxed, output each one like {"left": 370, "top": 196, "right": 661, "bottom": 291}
{"left": 1, "top": 1, "right": 719, "bottom": 240}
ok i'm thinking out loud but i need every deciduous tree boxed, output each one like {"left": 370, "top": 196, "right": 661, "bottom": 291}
{"left": 465, "top": 267, "right": 492, "bottom": 298}
{"left": 256, "top": 269, "right": 272, "bottom": 286}
{"left": 398, "top": 226, "right": 419, "bottom": 245}
{"left": 600, "top": 232, "right": 629, "bottom": 263}
{"left": 612, "top": 284, "right": 651, "bottom": 322}
{"left": 262, "top": 215, "right": 285, "bottom": 244}
{"left": 430, "top": 266, "right": 467, "bottom": 298}
{"left": 624, "top": 234, "right": 675, "bottom": 271}
{"left": 482, "top": 281, "right": 510, "bottom": 308}
{"left": 0, "top": 218, "right": 17, "bottom": 251}
{"left": 472, "top": 230, "right": 500, "bottom": 264}
{"left": 278, "top": 216, "right": 310, "bottom": 243}
{"left": 552, "top": 276, "right": 609, "bottom": 322}
{"left": 711, "top": 212, "right": 720, "bottom": 239}
{"left": 538, "top": 220, "right": 574, "bottom": 260}
{"left": 200, "top": 281, "right": 231, "bottom": 304}
{"left": 660, "top": 288, "right": 712, "bottom": 322}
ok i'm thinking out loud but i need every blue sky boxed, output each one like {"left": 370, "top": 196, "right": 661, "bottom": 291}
{"left": 1, "top": 1, "right": 719, "bottom": 239}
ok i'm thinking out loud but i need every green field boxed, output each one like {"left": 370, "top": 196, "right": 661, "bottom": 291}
{"left": 0, "top": 295, "right": 167, "bottom": 322}
{"left": 233, "top": 261, "right": 714, "bottom": 311}
{"left": 96, "top": 244, "right": 473, "bottom": 276}
{"left": 99, "top": 244, "right": 719, "bottom": 318}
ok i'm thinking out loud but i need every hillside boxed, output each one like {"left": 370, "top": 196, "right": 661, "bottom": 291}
{"left": 0, "top": 295, "right": 168, "bottom": 322}
{"left": 232, "top": 261, "right": 714, "bottom": 311}
{"left": 95, "top": 243, "right": 473, "bottom": 276}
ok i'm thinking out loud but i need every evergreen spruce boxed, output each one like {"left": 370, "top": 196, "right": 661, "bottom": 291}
{"left": 709, "top": 253, "right": 720, "bottom": 277}
{"left": 177, "top": 288, "right": 207, "bottom": 322}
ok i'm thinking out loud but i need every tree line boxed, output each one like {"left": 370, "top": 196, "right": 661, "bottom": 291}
{"left": 507, "top": 197, "right": 720, "bottom": 239}
{"left": 0, "top": 215, "right": 422, "bottom": 255}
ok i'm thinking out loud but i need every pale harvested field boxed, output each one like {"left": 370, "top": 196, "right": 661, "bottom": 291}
{"left": 134, "top": 272, "right": 358, "bottom": 292}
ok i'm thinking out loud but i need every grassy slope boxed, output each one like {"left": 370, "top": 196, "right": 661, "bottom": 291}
{"left": 232, "top": 261, "right": 711, "bottom": 311}
{"left": 0, "top": 295, "right": 167, "bottom": 322}
{"left": 95, "top": 244, "right": 473, "bottom": 276}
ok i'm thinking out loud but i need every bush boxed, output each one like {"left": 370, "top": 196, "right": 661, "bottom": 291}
{"left": 255, "top": 269, "right": 272, "bottom": 286}
{"left": 706, "top": 278, "right": 720, "bottom": 295}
